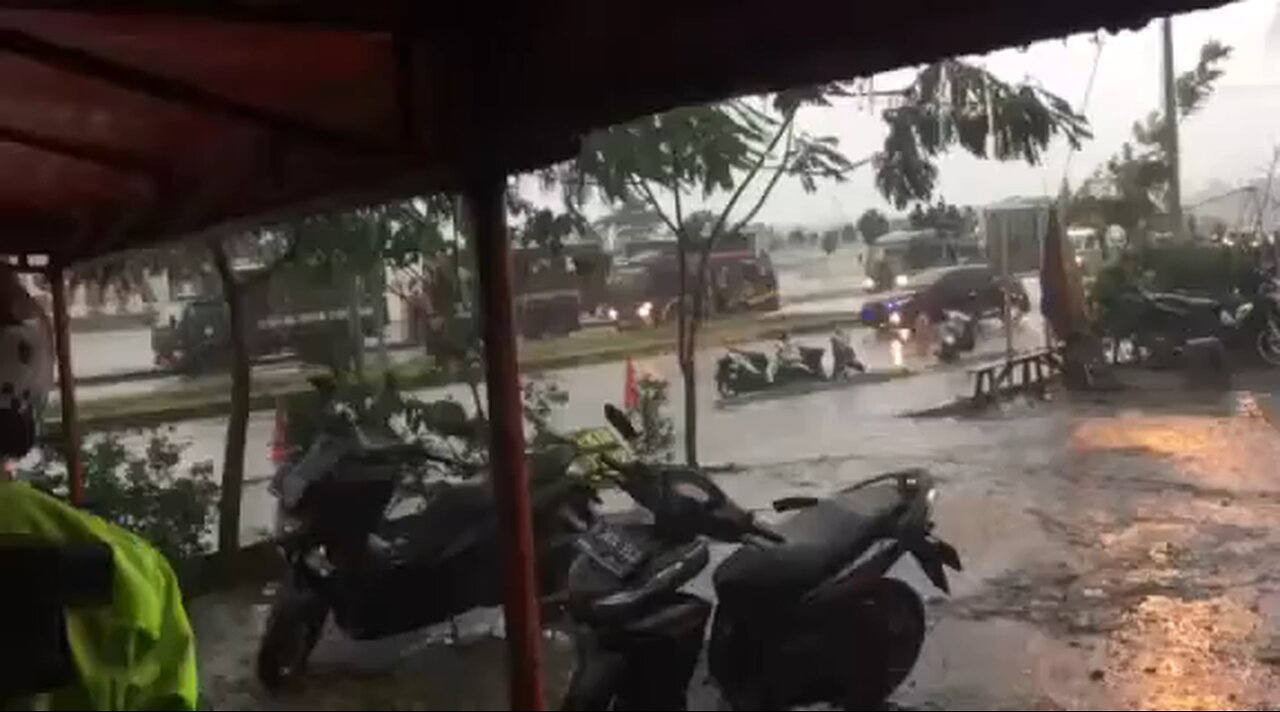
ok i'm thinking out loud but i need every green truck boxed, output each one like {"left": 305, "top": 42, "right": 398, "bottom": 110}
{"left": 151, "top": 265, "right": 383, "bottom": 373}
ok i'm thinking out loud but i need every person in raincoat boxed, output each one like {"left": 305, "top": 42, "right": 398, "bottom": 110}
{"left": 0, "top": 266, "right": 198, "bottom": 710}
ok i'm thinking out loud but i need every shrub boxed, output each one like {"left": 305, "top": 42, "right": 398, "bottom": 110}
{"left": 627, "top": 374, "right": 675, "bottom": 462}
{"left": 21, "top": 429, "right": 218, "bottom": 565}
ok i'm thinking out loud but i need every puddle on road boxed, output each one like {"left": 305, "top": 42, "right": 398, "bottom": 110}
{"left": 1103, "top": 594, "right": 1276, "bottom": 711}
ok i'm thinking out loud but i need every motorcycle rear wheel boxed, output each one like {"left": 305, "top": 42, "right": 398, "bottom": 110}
{"left": 838, "top": 578, "right": 926, "bottom": 710}
{"left": 257, "top": 584, "right": 329, "bottom": 692}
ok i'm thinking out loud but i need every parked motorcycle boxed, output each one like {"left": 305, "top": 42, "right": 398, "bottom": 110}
{"left": 1108, "top": 278, "right": 1280, "bottom": 366}
{"left": 560, "top": 405, "right": 961, "bottom": 710}
{"left": 256, "top": 411, "right": 597, "bottom": 690}
{"left": 716, "top": 342, "right": 861, "bottom": 397}
{"left": 715, "top": 347, "right": 772, "bottom": 397}
{"left": 936, "top": 309, "right": 977, "bottom": 363}
{"left": 773, "top": 345, "right": 828, "bottom": 384}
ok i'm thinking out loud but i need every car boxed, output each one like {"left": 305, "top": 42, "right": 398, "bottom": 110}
{"left": 859, "top": 264, "right": 1030, "bottom": 331}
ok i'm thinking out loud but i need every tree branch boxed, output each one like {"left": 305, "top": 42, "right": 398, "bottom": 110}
{"left": 729, "top": 123, "right": 795, "bottom": 234}
{"left": 707, "top": 112, "right": 797, "bottom": 246}
{"left": 631, "top": 178, "right": 683, "bottom": 239}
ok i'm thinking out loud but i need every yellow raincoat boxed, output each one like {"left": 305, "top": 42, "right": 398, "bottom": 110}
{"left": 0, "top": 482, "right": 198, "bottom": 710}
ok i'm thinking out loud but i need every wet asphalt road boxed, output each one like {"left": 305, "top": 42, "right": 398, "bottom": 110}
{"left": 194, "top": 377, "right": 1280, "bottom": 710}
{"left": 161, "top": 298, "right": 1051, "bottom": 545}
{"left": 85, "top": 265, "right": 1280, "bottom": 708}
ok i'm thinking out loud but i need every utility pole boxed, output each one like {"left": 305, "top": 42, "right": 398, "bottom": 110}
{"left": 1162, "top": 17, "right": 1185, "bottom": 240}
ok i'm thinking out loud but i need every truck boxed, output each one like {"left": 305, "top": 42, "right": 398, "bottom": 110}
{"left": 512, "top": 242, "right": 611, "bottom": 339}
{"left": 151, "top": 264, "right": 383, "bottom": 373}
{"left": 863, "top": 229, "right": 982, "bottom": 292}
{"left": 604, "top": 234, "right": 779, "bottom": 328}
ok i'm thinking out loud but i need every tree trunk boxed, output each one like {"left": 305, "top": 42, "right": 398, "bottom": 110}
{"left": 373, "top": 265, "right": 390, "bottom": 372}
{"left": 676, "top": 242, "right": 698, "bottom": 465}
{"left": 211, "top": 243, "right": 250, "bottom": 567}
{"left": 348, "top": 271, "right": 365, "bottom": 379}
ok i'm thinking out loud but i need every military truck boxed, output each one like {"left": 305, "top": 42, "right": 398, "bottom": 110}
{"left": 151, "top": 264, "right": 382, "bottom": 373}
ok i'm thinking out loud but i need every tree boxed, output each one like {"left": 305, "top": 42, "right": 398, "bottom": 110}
{"left": 839, "top": 223, "right": 858, "bottom": 244}
{"left": 208, "top": 231, "right": 296, "bottom": 563}
{"left": 564, "top": 88, "right": 858, "bottom": 464}
{"left": 821, "top": 230, "right": 840, "bottom": 255}
{"left": 856, "top": 208, "right": 891, "bottom": 244}
{"left": 1070, "top": 41, "right": 1232, "bottom": 241}
{"left": 565, "top": 62, "right": 1087, "bottom": 464}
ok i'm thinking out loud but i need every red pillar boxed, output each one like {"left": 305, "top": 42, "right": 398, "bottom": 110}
{"left": 467, "top": 176, "right": 544, "bottom": 710}
{"left": 49, "top": 266, "right": 83, "bottom": 506}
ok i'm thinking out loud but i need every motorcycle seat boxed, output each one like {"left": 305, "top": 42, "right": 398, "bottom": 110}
{"left": 713, "top": 486, "right": 903, "bottom": 607}
{"left": 378, "top": 481, "right": 496, "bottom": 562}
{"left": 1146, "top": 292, "right": 1221, "bottom": 311}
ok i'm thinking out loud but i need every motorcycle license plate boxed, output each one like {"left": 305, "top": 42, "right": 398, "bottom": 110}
{"left": 576, "top": 522, "right": 649, "bottom": 578}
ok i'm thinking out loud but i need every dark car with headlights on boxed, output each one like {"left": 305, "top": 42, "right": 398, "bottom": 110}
{"left": 859, "top": 264, "right": 1029, "bottom": 331}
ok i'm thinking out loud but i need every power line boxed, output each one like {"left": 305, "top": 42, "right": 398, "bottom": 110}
{"left": 1060, "top": 33, "right": 1105, "bottom": 189}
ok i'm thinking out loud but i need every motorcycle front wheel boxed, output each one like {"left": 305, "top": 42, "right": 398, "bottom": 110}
{"left": 257, "top": 582, "right": 329, "bottom": 692}
{"left": 838, "top": 578, "right": 925, "bottom": 710}
{"left": 1257, "top": 327, "right": 1280, "bottom": 366}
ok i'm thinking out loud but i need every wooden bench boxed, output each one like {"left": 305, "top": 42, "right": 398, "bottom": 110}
{"left": 968, "top": 348, "right": 1062, "bottom": 404}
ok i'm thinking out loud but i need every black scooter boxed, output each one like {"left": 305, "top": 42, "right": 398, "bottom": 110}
{"left": 936, "top": 310, "right": 977, "bottom": 363}
{"left": 561, "top": 405, "right": 962, "bottom": 710}
{"left": 256, "top": 414, "right": 596, "bottom": 690}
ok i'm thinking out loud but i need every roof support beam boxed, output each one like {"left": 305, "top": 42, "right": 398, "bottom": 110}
{"left": 0, "top": 1, "right": 401, "bottom": 31}
{"left": 0, "top": 125, "right": 160, "bottom": 178}
{"left": 0, "top": 28, "right": 388, "bottom": 154}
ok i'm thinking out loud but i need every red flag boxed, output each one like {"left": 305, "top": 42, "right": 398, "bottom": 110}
{"left": 624, "top": 358, "right": 639, "bottom": 409}
{"left": 270, "top": 398, "right": 289, "bottom": 466}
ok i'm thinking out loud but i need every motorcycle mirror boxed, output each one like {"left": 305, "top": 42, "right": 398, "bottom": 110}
{"left": 604, "top": 404, "right": 640, "bottom": 441}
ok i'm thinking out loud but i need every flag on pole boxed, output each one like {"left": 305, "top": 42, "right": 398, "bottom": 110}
{"left": 624, "top": 358, "right": 639, "bottom": 409}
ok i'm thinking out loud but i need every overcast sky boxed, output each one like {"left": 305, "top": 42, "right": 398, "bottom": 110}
{"left": 763, "top": 0, "right": 1280, "bottom": 228}
{"left": 534, "top": 0, "right": 1280, "bottom": 231}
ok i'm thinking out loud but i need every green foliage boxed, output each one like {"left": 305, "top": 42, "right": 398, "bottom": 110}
{"left": 874, "top": 60, "right": 1090, "bottom": 209}
{"left": 1071, "top": 40, "right": 1232, "bottom": 238}
{"left": 21, "top": 429, "right": 218, "bottom": 565}
{"left": 280, "top": 373, "right": 571, "bottom": 482}
{"left": 626, "top": 374, "right": 675, "bottom": 462}
{"left": 856, "top": 209, "right": 891, "bottom": 244}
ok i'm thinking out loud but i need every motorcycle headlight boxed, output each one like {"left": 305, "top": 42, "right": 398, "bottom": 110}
{"left": 1236, "top": 302, "right": 1255, "bottom": 321}
{"left": 888, "top": 311, "right": 902, "bottom": 326}
{"left": 636, "top": 301, "right": 653, "bottom": 319}
{"left": 943, "top": 334, "right": 956, "bottom": 345}
{"left": 895, "top": 274, "right": 909, "bottom": 287}
{"left": 862, "top": 277, "right": 876, "bottom": 289}
{"left": 607, "top": 308, "right": 619, "bottom": 321}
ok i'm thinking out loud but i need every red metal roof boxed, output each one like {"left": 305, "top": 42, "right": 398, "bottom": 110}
{"left": 0, "top": 1, "right": 1230, "bottom": 262}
